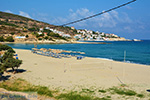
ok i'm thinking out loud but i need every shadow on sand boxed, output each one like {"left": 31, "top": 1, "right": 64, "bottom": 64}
{"left": 6, "top": 69, "right": 26, "bottom": 73}
{"left": 0, "top": 75, "right": 11, "bottom": 81}
{"left": 0, "top": 69, "right": 26, "bottom": 81}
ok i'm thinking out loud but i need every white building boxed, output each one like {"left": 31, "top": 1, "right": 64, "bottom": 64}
{"left": 38, "top": 32, "right": 42, "bottom": 35}
{"left": 40, "top": 28, "right": 43, "bottom": 31}
{"left": 62, "top": 34, "right": 71, "bottom": 38}
{"left": 15, "top": 36, "right": 26, "bottom": 39}
{"left": 45, "top": 27, "right": 50, "bottom": 29}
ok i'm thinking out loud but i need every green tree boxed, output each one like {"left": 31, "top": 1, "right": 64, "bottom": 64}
{"left": 5, "top": 36, "right": 14, "bottom": 42}
{"left": 39, "top": 33, "right": 44, "bottom": 37}
{"left": 36, "top": 34, "right": 40, "bottom": 38}
{"left": 1, "top": 52, "right": 13, "bottom": 63}
{"left": 3, "top": 58, "right": 22, "bottom": 72}
{"left": 0, "top": 36, "right": 4, "bottom": 42}
{"left": 7, "top": 49, "right": 16, "bottom": 53}
{"left": 43, "top": 29, "right": 52, "bottom": 33}
{"left": 44, "top": 36, "right": 48, "bottom": 40}
{"left": 26, "top": 35, "right": 29, "bottom": 38}
{"left": 38, "top": 38, "right": 42, "bottom": 40}
{"left": 10, "top": 32, "right": 15, "bottom": 35}
{"left": 28, "top": 27, "right": 38, "bottom": 31}
{"left": 0, "top": 44, "right": 12, "bottom": 51}
{"left": 93, "top": 36, "right": 96, "bottom": 39}
{"left": 0, "top": 64, "right": 5, "bottom": 78}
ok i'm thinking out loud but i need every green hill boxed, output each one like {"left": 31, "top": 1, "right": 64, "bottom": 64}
{"left": 0, "top": 11, "right": 77, "bottom": 42}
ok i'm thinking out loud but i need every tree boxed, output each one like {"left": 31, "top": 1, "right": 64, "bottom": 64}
{"left": 0, "top": 44, "right": 12, "bottom": 51}
{"left": 0, "top": 36, "right": 4, "bottom": 42}
{"left": 36, "top": 34, "right": 40, "bottom": 38}
{"left": 7, "top": 49, "right": 16, "bottom": 53}
{"left": 44, "top": 36, "right": 48, "bottom": 40}
{"left": 43, "top": 29, "right": 52, "bottom": 33}
{"left": 26, "top": 35, "right": 29, "bottom": 38}
{"left": 10, "top": 32, "right": 15, "bottom": 35}
{"left": 28, "top": 27, "right": 38, "bottom": 31}
{"left": 39, "top": 33, "right": 44, "bottom": 37}
{"left": 38, "top": 38, "right": 42, "bottom": 40}
{"left": 5, "top": 36, "right": 14, "bottom": 42}
{"left": 1, "top": 52, "right": 13, "bottom": 63}
{"left": 3, "top": 58, "right": 22, "bottom": 72}
{"left": 93, "top": 36, "right": 96, "bottom": 39}
{"left": 0, "top": 64, "right": 5, "bottom": 78}
{"left": 0, "top": 44, "right": 22, "bottom": 78}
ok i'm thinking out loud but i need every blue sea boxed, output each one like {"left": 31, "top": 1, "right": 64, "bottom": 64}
{"left": 6, "top": 40, "right": 150, "bottom": 65}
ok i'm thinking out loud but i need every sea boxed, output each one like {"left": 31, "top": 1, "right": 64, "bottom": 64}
{"left": 6, "top": 40, "right": 150, "bottom": 65}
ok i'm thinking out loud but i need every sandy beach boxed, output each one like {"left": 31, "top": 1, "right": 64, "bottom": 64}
{"left": 10, "top": 49, "right": 150, "bottom": 92}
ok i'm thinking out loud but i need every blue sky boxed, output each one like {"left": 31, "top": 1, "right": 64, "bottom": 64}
{"left": 0, "top": 0, "right": 150, "bottom": 39}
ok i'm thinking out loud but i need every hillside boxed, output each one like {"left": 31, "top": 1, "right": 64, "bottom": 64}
{"left": 0, "top": 11, "right": 130, "bottom": 43}
{"left": 0, "top": 11, "right": 77, "bottom": 43}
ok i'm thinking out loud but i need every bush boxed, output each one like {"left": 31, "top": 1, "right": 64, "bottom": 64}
{"left": 38, "top": 38, "right": 42, "bottom": 40}
{"left": 44, "top": 36, "right": 48, "bottom": 40}
{"left": 28, "top": 27, "right": 38, "bottom": 32}
{"left": 5, "top": 36, "right": 14, "bottom": 42}
{"left": 0, "top": 36, "right": 4, "bottom": 42}
{"left": 10, "top": 32, "right": 15, "bottom": 35}
{"left": 43, "top": 29, "right": 52, "bottom": 33}
{"left": 25, "top": 35, "right": 29, "bottom": 38}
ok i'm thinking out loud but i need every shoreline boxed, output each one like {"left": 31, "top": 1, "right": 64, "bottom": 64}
{"left": 2, "top": 42, "right": 149, "bottom": 66}
{"left": 11, "top": 47, "right": 150, "bottom": 66}
{"left": 1, "top": 41, "right": 109, "bottom": 44}
{"left": 8, "top": 49, "right": 150, "bottom": 92}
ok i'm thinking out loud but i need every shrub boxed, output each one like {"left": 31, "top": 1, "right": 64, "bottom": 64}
{"left": 25, "top": 35, "right": 29, "bottom": 38}
{"left": 109, "top": 87, "right": 137, "bottom": 96}
{"left": 10, "top": 32, "right": 15, "bottom": 35}
{"left": 28, "top": 27, "right": 38, "bottom": 31}
{"left": 0, "top": 36, "right": 4, "bottom": 42}
{"left": 98, "top": 89, "right": 107, "bottom": 93}
{"left": 5, "top": 36, "right": 14, "bottom": 42}
{"left": 44, "top": 36, "right": 48, "bottom": 40}
{"left": 38, "top": 38, "right": 42, "bottom": 40}
{"left": 56, "top": 92, "right": 93, "bottom": 100}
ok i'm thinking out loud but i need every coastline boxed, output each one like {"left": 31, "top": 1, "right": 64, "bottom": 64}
{"left": 8, "top": 49, "right": 150, "bottom": 92}
{"left": 1, "top": 41, "right": 109, "bottom": 44}
{"left": 1, "top": 39, "right": 135, "bottom": 44}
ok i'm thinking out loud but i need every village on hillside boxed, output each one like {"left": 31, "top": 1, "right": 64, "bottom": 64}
{"left": 0, "top": 11, "right": 134, "bottom": 43}
{"left": 0, "top": 25, "right": 131, "bottom": 43}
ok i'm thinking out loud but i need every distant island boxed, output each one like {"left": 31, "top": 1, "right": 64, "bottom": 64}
{"left": 0, "top": 11, "right": 140, "bottom": 44}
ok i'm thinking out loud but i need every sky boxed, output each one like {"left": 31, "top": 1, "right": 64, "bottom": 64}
{"left": 0, "top": 0, "right": 150, "bottom": 39}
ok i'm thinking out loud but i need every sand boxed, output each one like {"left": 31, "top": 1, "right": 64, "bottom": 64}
{"left": 10, "top": 49, "right": 150, "bottom": 92}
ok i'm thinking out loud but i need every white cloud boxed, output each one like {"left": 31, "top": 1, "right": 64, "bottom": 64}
{"left": 50, "top": 8, "right": 133, "bottom": 28}
{"left": 19, "top": 11, "right": 31, "bottom": 18}
{"left": 4, "top": 10, "right": 13, "bottom": 13}
{"left": 69, "top": 9, "right": 73, "bottom": 12}
{"left": 125, "top": 6, "right": 132, "bottom": 10}
{"left": 37, "top": 8, "right": 145, "bottom": 35}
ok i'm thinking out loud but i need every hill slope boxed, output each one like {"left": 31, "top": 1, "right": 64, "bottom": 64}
{"left": 0, "top": 11, "right": 77, "bottom": 43}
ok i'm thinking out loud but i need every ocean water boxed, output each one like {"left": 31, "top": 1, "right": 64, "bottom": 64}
{"left": 6, "top": 40, "right": 150, "bottom": 65}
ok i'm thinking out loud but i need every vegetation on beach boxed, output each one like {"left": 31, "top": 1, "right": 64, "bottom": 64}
{"left": 0, "top": 78, "right": 148, "bottom": 100}
{"left": 0, "top": 44, "right": 22, "bottom": 78}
